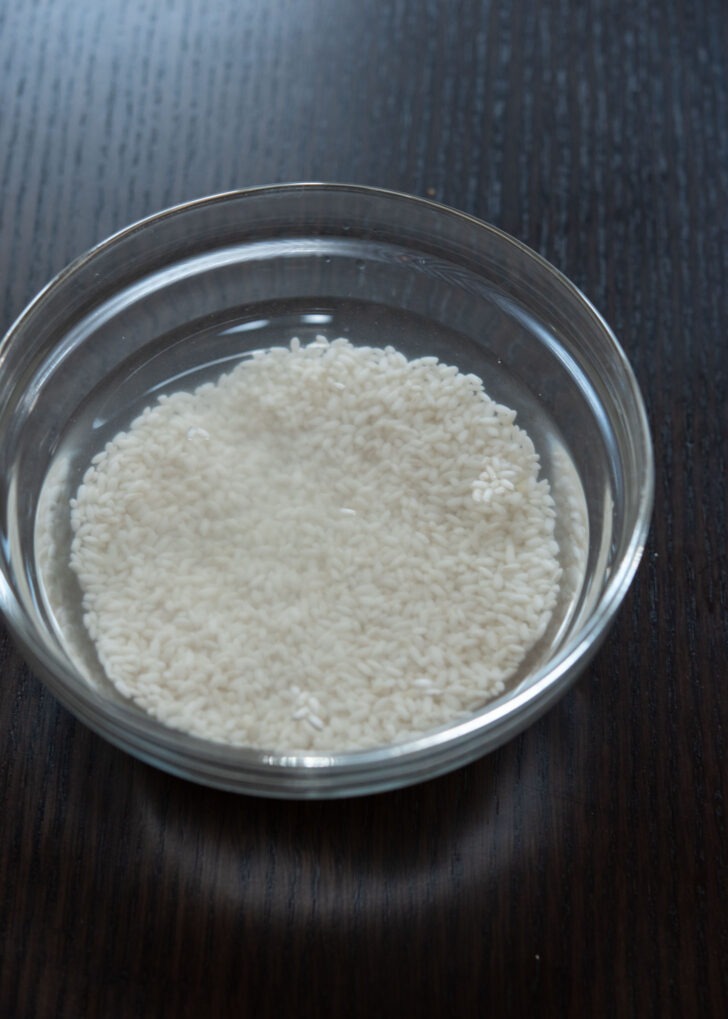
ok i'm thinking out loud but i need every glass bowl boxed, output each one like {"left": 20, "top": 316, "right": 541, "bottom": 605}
{"left": 0, "top": 184, "right": 653, "bottom": 797}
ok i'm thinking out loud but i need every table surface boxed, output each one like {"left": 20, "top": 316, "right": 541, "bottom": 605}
{"left": 1, "top": 1, "right": 726, "bottom": 1016}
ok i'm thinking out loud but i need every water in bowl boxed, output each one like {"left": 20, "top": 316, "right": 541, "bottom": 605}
{"left": 33, "top": 300, "right": 590, "bottom": 711}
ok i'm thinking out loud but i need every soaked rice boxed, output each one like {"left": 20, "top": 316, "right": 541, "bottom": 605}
{"left": 68, "top": 336, "right": 562, "bottom": 750}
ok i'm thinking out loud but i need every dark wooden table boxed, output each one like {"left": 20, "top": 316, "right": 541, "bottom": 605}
{"left": 1, "top": 1, "right": 726, "bottom": 1015}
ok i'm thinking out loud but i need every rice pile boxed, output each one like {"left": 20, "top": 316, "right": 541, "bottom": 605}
{"left": 69, "top": 336, "right": 562, "bottom": 750}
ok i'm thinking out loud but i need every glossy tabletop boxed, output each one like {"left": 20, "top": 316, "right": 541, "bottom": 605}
{"left": 1, "top": 1, "right": 725, "bottom": 1015}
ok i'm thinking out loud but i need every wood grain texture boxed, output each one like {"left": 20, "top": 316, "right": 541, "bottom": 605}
{"left": 1, "top": 0, "right": 726, "bottom": 1015}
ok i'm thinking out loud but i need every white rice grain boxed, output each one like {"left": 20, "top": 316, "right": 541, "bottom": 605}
{"left": 66, "top": 336, "right": 562, "bottom": 751}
